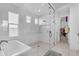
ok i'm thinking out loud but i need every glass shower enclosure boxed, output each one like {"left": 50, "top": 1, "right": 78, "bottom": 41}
{"left": 0, "top": 3, "right": 61, "bottom": 56}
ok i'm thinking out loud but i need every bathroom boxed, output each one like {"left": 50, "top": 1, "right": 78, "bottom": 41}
{"left": 1, "top": 3, "right": 79, "bottom": 56}
{"left": 0, "top": 3, "right": 56, "bottom": 56}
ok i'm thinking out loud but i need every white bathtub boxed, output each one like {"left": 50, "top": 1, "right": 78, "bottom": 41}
{"left": 0, "top": 40, "right": 31, "bottom": 56}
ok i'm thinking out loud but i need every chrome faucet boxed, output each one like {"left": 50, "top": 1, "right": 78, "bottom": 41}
{"left": 0, "top": 40, "right": 8, "bottom": 44}
{"left": 0, "top": 40, "right": 8, "bottom": 51}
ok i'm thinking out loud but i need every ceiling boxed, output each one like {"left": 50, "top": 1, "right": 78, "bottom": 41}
{"left": 14, "top": 3, "right": 50, "bottom": 17}
{"left": 13, "top": 3, "right": 70, "bottom": 17}
{"left": 54, "top": 3, "right": 70, "bottom": 10}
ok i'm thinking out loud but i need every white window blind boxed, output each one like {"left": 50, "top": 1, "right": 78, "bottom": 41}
{"left": 8, "top": 12, "right": 19, "bottom": 37}
{"left": 8, "top": 12, "right": 19, "bottom": 24}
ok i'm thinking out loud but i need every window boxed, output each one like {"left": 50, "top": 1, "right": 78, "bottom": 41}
{"left": 8, "top": 12, "right": 19, "bottom": 24}
{"left": 1, "top": 20, "right": 8, "bottom": 31}
{"left": 9, "top": 24, "right": 18, "bottom": 28}
{"left": 35, "top": 18, "right": 38, "bottom": 24}
{"left": 26, "top": 16, "right": 31, "bottom": 23}
{"left": 9, "top": 28, "right": 18, "bottom": 37}
{"left": 39, "top": 19, "right": 46, "bottom": 25}
{"left": 1, "top": 20, "right": 8, "bottom": 27}
{"left": 8, "top": 12, "right": 19, "bottom": 37}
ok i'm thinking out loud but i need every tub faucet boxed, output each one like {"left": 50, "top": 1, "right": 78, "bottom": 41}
{"left": 0, "top": 40, "right": 8, "bottom": 44}
{"left": 0, "top": 40, "right": 8, "bottom": 51}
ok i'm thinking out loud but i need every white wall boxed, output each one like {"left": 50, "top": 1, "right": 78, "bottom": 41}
{"left": 69, "top": 4, "right": 79, "bottom": 50}
{"left": 0, "top": 4, "right": 39, "bottom": 45}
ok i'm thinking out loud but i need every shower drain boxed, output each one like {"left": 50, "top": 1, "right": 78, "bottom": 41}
{"left": 37, "top": 45, "right": 40, "bottom": 47}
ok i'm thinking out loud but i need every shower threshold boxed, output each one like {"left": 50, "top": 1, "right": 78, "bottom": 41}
{"left": 44, "top": 50, "right": 62, "bottom": 56}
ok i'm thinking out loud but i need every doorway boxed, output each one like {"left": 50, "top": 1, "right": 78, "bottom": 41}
{"left": 60, "top": 16, "right": 69, "bottom": 44}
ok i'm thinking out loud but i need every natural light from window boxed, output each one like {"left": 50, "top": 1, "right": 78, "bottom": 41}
{"left": 35, "top": 18, "right": 38, "bottom": 24}
{"left": 8, "top": 11, "right": 19, "bottom": 37}
{"left": 26, "top": 16, "right": 31, "bottom": 23}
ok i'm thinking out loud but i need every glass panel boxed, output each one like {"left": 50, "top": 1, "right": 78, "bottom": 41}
{"left": 0, "top": 3, "right": 56, "bottom": 56}
{"left": 8, "top": 11, "right": 19, "bottom": 37}
{"left": 8, "top": 12, "right": 19, "bottom": 24}
{"left": 9, "top": 28, "right": 18, "bottom": 37}
{"left": 9, "top": 24, "right": 18, "bottom": 28}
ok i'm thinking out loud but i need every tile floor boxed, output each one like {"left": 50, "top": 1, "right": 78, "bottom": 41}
{"left": 18, "top": 36, "right": 79, "bottom": 56}
{"left": 52, "top": 36, "right": 79, "bottom": 56}
{"left": 18, "top": 41, "right": 49, "bottom": 56}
